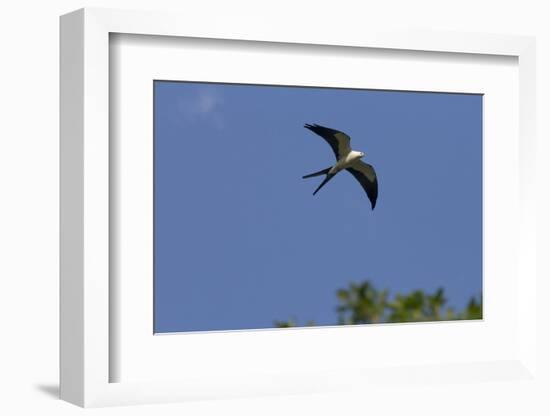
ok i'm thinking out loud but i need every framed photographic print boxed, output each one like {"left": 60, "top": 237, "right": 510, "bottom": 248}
{"left": 60, "top": 8, "right": 538, "bottom": 408}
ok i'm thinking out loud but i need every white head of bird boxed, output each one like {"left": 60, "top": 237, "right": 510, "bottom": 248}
{"left": 349, "top": 150, "right": 365, "bottom": 161}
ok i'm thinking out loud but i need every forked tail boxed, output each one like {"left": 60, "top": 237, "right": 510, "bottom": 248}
{"left": 312, "top": 173, "right": 335, "bottom": 195}
{"left": 302, "top": 167, "right": 331, "bottom": 179}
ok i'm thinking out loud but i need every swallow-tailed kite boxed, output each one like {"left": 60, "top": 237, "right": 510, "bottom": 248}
{"left": 302, "top": 123, "right": 378, "bottom": 209}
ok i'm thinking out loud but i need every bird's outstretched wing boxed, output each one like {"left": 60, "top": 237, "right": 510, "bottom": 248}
{"left": 346, "top": 160, "right": 378, "bottom": 209}
{"left": 304, "top": 123, "right": 352, "bottom": 160}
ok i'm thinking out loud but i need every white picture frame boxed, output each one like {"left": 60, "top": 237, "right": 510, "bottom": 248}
{"left": 60, "top": 7, "right": 538, "bottom": 408}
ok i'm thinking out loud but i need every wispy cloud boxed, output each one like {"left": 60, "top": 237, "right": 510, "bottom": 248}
{"left": 176, "top": 88, "right": 225, "bottom": 129}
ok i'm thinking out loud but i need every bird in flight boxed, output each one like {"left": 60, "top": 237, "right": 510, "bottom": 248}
{"left": 302, "top": 123, "right": 378, "bottom": 209}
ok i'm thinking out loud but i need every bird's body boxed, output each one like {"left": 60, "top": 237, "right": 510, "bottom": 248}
{"left": 303, "top": 124, "right": 378, "bottom": 209}
{"left": 330, "top": 150, "right": 365, "bottom": 174}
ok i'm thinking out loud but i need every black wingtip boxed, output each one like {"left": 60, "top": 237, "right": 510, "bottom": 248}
{"left": 304, "top": 123, "right": 320, "bottom": 129}
{"left": 304, "top": 123, "right": 334, "bottom": 134}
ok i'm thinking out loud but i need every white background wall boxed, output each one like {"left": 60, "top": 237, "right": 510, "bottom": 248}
{"left": 0, "top": 0, "right": 548, "bottom": 415}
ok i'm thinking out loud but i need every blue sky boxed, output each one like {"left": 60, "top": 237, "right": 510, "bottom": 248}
{"left": 153, "top": 81, "right": 482, "bottom": 333}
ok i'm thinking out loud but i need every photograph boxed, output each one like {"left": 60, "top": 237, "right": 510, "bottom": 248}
{"left": 153, "top": 80, "right": 483, "bottom": 333}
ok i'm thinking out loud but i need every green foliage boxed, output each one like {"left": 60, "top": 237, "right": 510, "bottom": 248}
{"left": 458, "top": 296, "right": 483, "bottom": 320}
{"left": 336, "top": 281, "right": 388, "bottom": 324}
{"left": 274, "top": 280, "right": 482, "bottom": 328}
{"left": 273, "top": 318, "right": 316, "bottom": 328}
